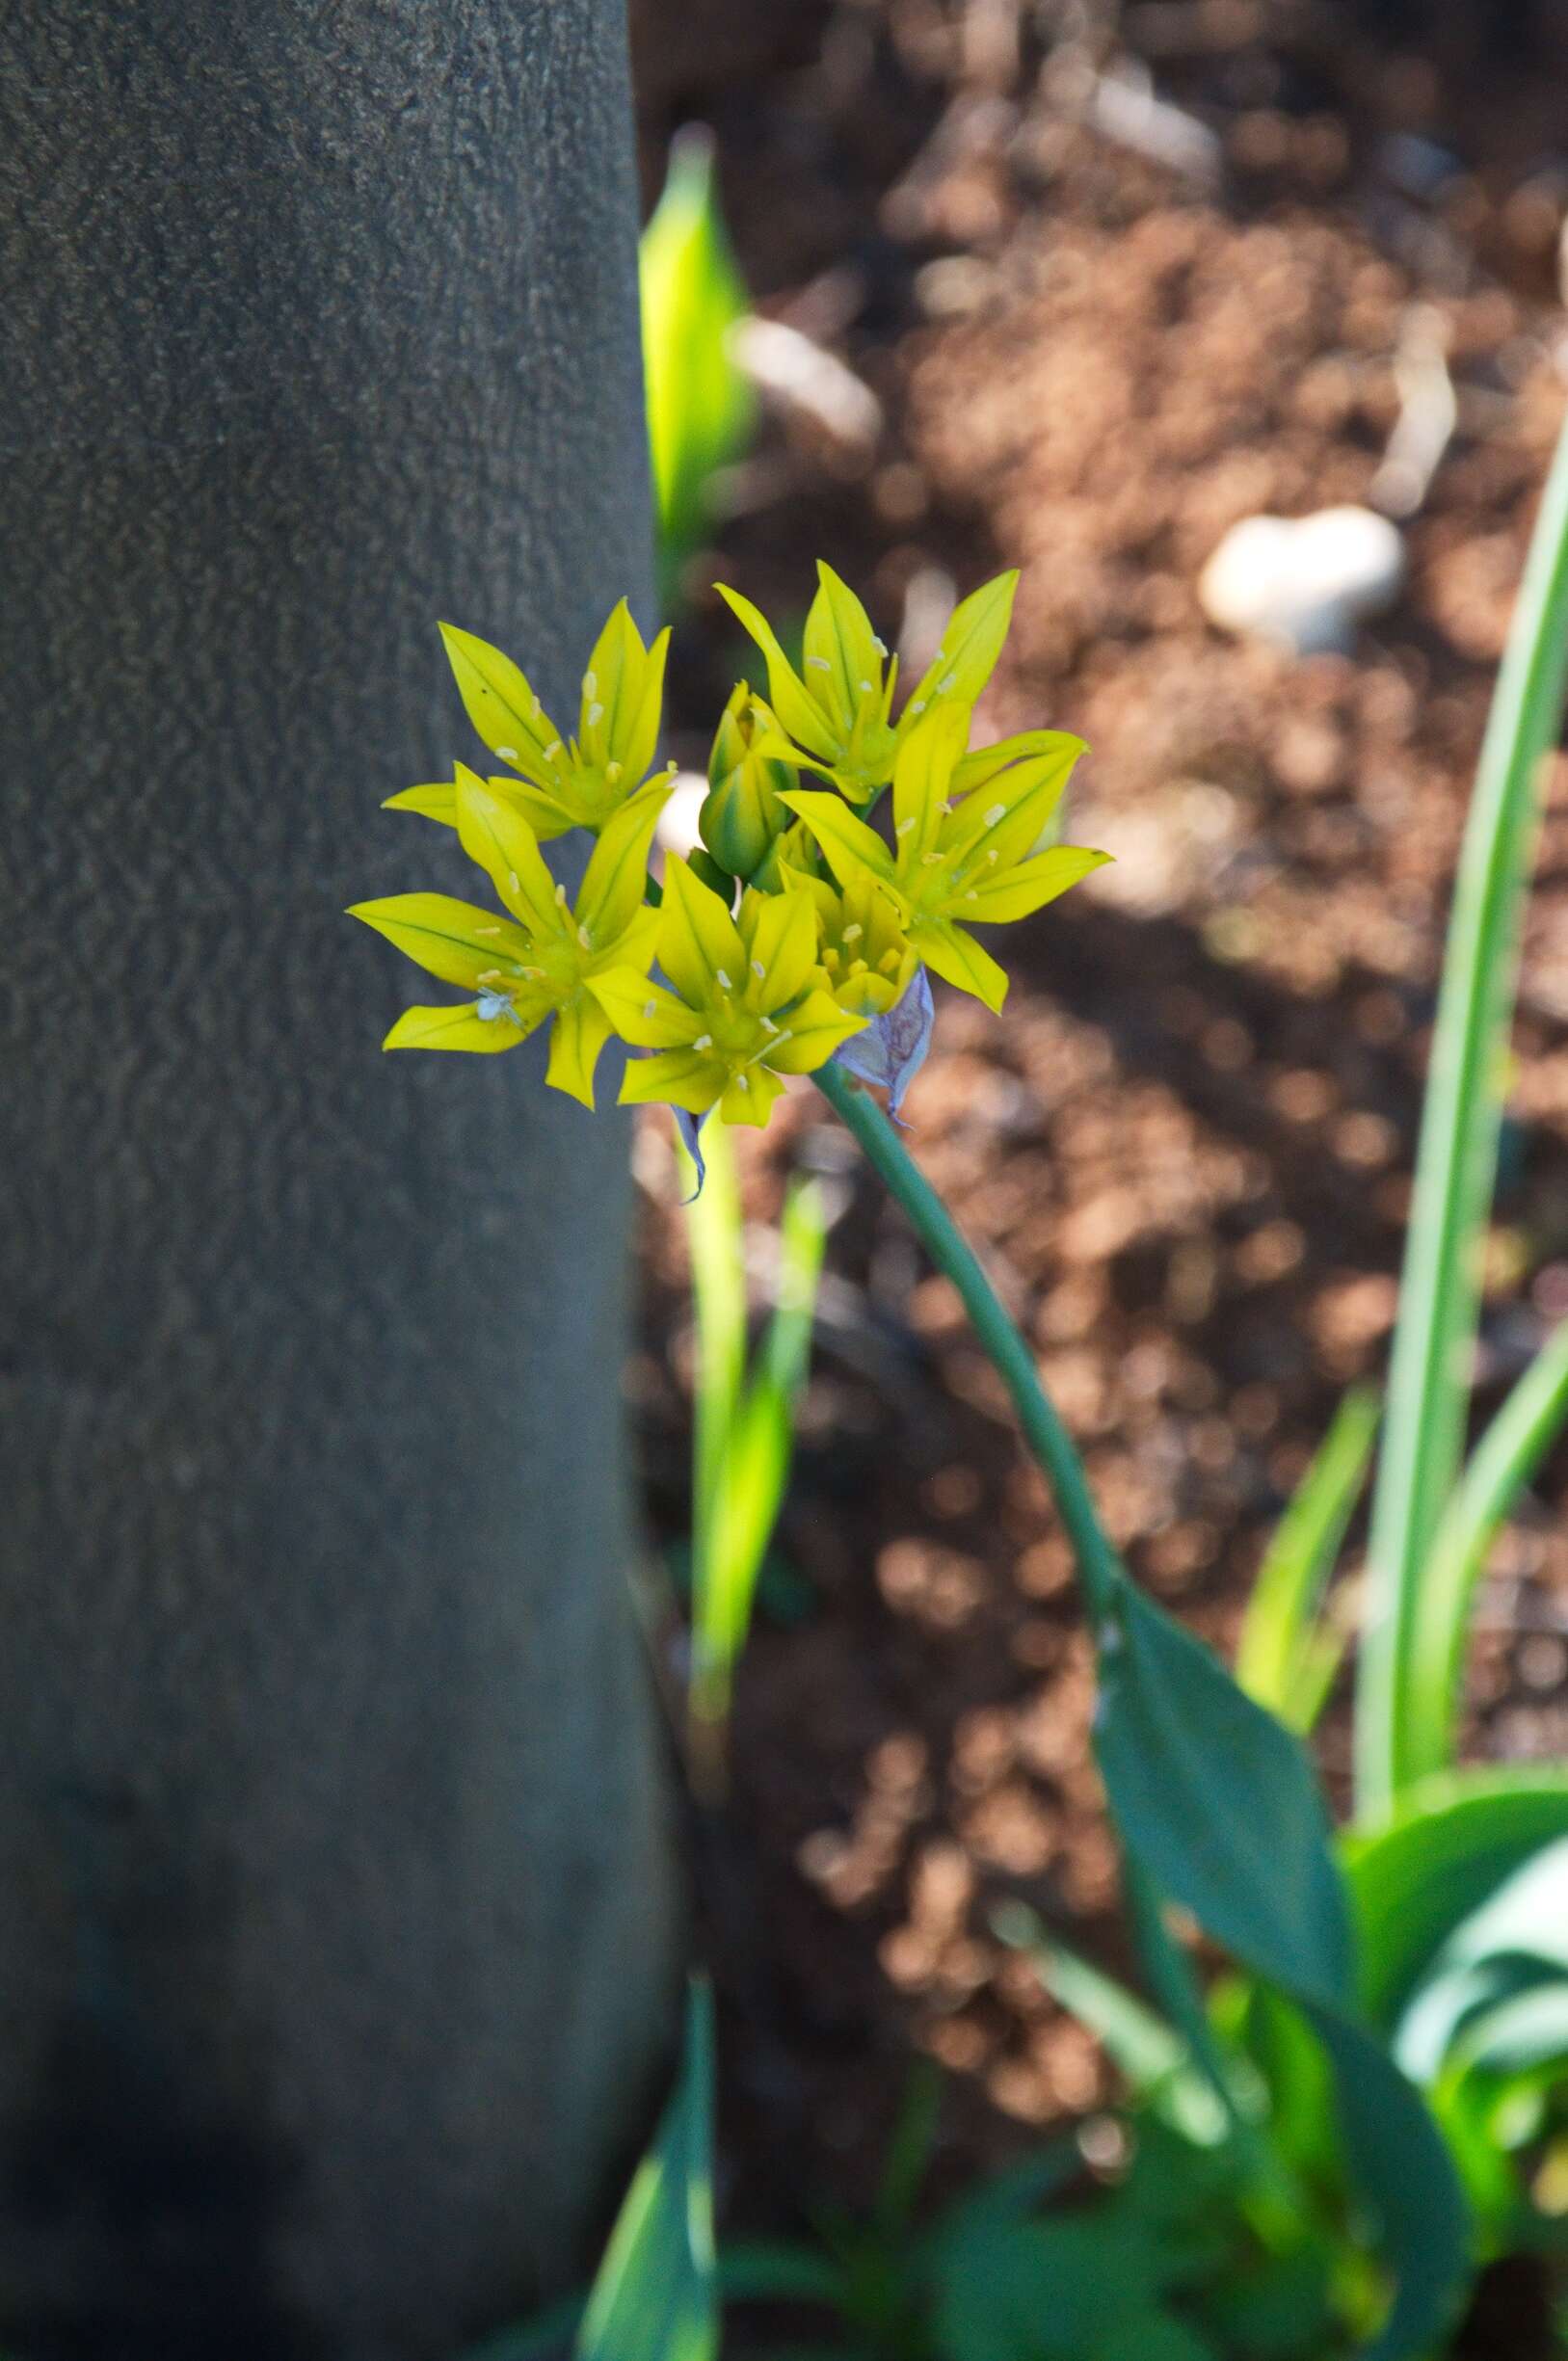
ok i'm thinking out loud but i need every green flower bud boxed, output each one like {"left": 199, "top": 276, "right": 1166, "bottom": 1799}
{"left": 698, "top": 684, "right": 797, "bottom": 880}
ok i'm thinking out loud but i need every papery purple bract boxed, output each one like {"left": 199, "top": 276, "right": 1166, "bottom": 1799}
{"left": 674, "top": 1106, "right": 711, "bottom": 1200}
{"left": 832, "top": 966, "right": 934, "bottom": 1123}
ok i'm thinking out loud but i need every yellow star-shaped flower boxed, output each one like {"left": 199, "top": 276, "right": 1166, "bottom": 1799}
{"left": 715, "top": 564, "right": 1020, "bottom": 804}
{"left": 385, "top": 599, "right": 673, "bottom": 841}
{"left": 347, "top": 769, "right": 670, "bottom": 1106}
{"left": 780, "top": 705, "right": 1106, "bottom": 1013}
{"left": 588, "top": 858, "right": 865, "bottom": 1126}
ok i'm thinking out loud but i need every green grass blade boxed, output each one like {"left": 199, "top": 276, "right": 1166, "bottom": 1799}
{"left": 1236, "top": 1388, "right": 1379, "bottom": 1734}
{"left": 577, "top": 1981, "right": 718, "bottom": 2361}
{"left": 1400, "top": 1318, "right": 1568, "bottom": 1786}
{"left": 1357, "top": 411, "right": 1568, "bottom": 1817}
{"left": 639, "top": 126, "right": 754, "bottom": 604}
{"left": 993, "top": 1901, "right": 1186, "bottom": 2093}
{"left": 763, "top": 1176, "right": 827, "bottom": 1399}
{"left": 872, "top": 2056, "right": 943, "bottom": 2240}
{"left": 686, "top": 1119, "right": 747, "bottom": 1569}
{"left": 691, "top": 1171, "right": 825, "bottom": 1737}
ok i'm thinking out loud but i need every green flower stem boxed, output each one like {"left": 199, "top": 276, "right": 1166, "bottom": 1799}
{"left": 816, "top": 1063, "right": 1251, "bottom": 2135}
{"left": 814, "top": 1062, "right": 1120, "bottom": 1627}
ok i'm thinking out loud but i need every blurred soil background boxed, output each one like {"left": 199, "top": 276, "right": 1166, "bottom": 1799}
{"left": 625, "top": 0, "right": 1568, "bottom": 2256}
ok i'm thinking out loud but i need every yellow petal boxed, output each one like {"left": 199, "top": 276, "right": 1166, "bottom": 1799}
{"left": 657, "top": 855, "right": 747, "bottom": 1007}
{"left": 714, "top": 582, "right": 838, "bottom": 761}
{"left": 619, "top": 624, "right": 673, "bottom": 786}
{"left": 803, "top": 562, "right": 883, "bottom": 727}
{"left": 347, "top": 893, "right": 533, "bottom": 991}
{"left": 604, "top": 904, "right": 662, "bottom": 978}
{"left": 578, "top": 599, "right": 641, "bottom": 762}
{"left": 777, "top": 791, "right": 898, "bottom": 903}
{"left": 587, "top": 967, "right": 704, "bottom": 1048}
{"left": 943, "top": 737, "right": 1086, "bottom": 874}
{"left": 439, "top": 622, "right": 559, "bottom": 767}
{"left": 955, "top": 844, "right": 1109, "bottom": 923}
{"left": 737, "top": 882, "right": 818, "bottom": 1012}
{"left": 454, "top": 767, "right": 566, "bottom": 938}
{"left": 620, "top": 1048, "right": 729, "bottom": 1113}
{"left": 913, "top": 917, "right": 1009, "bottom": 1013}
{"left": 719, "top": 1065, "right": 785, "bottom": 1126}
{"left": 545, "top": 995, "right": 614, "bottom": 1108}
{"left": 890, "top": 704, "right": 969, "bottom": 866}
{"left": 952, "top": 728, "right": 1085, "bottom": 800}
{"left": 382, "top": 1000, "right": 530, "bottom": 1052}
{"left": 383, "top": 779, "right": 460, "bottom": 826}
{"left": 577, "top": 781, "right": 671, "bottom": 942}
{"left": 905, "top": 570, "right": 1018, "bottom": 716}
{"left": 762, "top": 988, "right": 867, "bottom": 1074}
{"left": 482, "top": 777, "right": 582, "bottom": 842}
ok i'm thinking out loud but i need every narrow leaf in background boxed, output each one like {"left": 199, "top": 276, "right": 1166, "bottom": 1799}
{"left": 1401, "top": 1318, "right": 1568, "bottom": 1787}
{"left": 640, "top": 126, "right": 755, "bottom": 605}
{"left": 576, "top": 1982, "right": 718, "bottom": 2361}
{"left": 1358, "top": 411, "right": 1568, "bottom": 1817}
{"left": 1236, "top": 1388, "right": 1379, "bottom": 1735}
{"left": 686, "top": 1127, "right": 827, "bottom": 1769}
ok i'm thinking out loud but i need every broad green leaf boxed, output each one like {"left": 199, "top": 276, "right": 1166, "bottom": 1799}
{"left": 577, "top": 1982, "right": 717, "bottom": 2361}
{"left": 1401, "top": 1318, "right": 1568, "bottom": 1786}
{"left": 1095, "top": 1582, "right": 1353, "bottom": 2014}
{"left": 1098, "top": 2316, "right": 1219, "bottom": 2361}
{"left": 1359, "top": 408, "right": 1568, "bottom": 1814}
{"left": 929, "top": 2212, "right": 1166, "bottom": 2361}
{"left": 1236, "top": 1388, "right": 1379, "bottom": 1734}
{"left": 1304, "top": 2005, "right": 1474, "bottom": 2361}
{"left": 1455, "top": 1981, "right": 1568, "bottom": 2081}
{"left": 640, "top": 128, "right": 753, "bottom": 597}
{"left": 1095, "top": 1583, "right": 1470, "bottom": 2356}
{"left": 1393, "top": 1838, "right": 1568, "bottom": 2082}
{"left": 1342, "top": 1765, "right": 1568, "bottom": 2028}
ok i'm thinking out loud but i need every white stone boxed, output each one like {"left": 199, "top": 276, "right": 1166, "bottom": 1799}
{"left": 1198, "top": 505, "right": 1407, "bottom": 656}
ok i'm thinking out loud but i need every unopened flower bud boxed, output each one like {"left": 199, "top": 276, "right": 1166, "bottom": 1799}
{"left": 698, "top": 684, "right": 797, "bottom": 880}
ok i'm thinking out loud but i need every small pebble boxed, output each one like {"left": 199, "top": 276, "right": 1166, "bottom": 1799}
{"left": 1198, "top": 505, "right": 1407, "bottom": 655}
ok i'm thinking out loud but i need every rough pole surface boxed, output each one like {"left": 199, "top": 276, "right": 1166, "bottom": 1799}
{"left": 0, "top": 6, "right": 679, "bottom": 2355}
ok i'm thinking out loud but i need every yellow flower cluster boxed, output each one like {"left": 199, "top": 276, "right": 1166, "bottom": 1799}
{"left": 349, "top": 567, "right": 1107, "bottom": 1132}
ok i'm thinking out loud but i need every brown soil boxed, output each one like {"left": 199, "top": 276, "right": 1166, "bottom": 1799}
{"left": 628, "top": 0, "right": 1568, "bottom": 2311}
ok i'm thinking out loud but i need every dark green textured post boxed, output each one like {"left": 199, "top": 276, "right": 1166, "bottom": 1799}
{"left": 0, "top": 6, "right": 679, "bottom": 2354}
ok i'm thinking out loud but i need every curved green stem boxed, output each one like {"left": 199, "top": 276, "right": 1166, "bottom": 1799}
{"left": 814, "top": 1061, "right": 1121, "bottom": 1625}
{"left": 814, "top": 1064, "right": 1253, "bottom": 2128}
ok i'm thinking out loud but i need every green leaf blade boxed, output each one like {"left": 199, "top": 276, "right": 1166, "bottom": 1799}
{"left": 576, "top": 1982, "right": 718, "bottom": 2361}
{"left": 1236, "top": 1388, "right": 1379, "bottom": 1734}
{"left": 1358, "top": 411, "right": 1568, "bottom": 1815}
